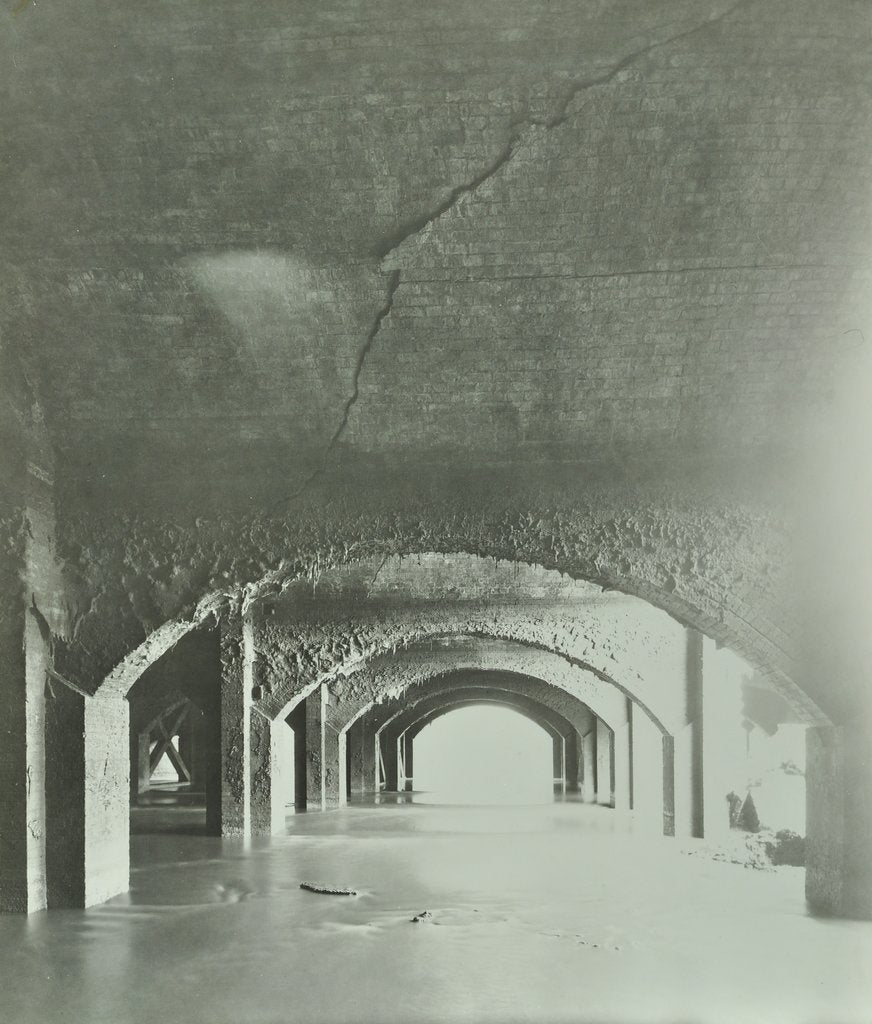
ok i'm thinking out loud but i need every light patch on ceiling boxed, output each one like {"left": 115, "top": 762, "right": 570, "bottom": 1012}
{"left": 183, "top": 250, "right": 355, "bottom": 373}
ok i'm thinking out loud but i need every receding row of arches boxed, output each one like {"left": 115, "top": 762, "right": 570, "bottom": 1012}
{"left": 130, "top": 664, "right": 624, "bottom": 810}
{"left": 17, "top": 552, "right": 867, "bottom": 920}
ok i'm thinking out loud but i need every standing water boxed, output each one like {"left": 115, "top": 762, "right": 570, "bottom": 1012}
{"left": 1, "top": 796, "right": 870, "bottom": 1024}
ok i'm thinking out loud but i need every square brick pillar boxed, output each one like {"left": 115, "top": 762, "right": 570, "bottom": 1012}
{"left": 402, "top": 733, "right": 414, "bottom": 793}
{"left": 217, "top": 604, "right": 253, "bottom": 836}
{"left": 214, "top": 603, "right": 292, "bottom": 835}
{"left": 3, "top": 488, "right": 92, "bottom": 912}
{"left": 613, "top": 723, "right": 632, "bottom": 812}
{"left": 286, "top": 703, "right": 307, "bottom": 810}
{"left": 44, "top": 689, "right": 129, "bottom": 908}
{"left": 380, "top": 726, "right": 400, "bottom": 791}
{"left": 806, "top": 724, "right": 872, "bottom": 919}
{"left": 631, "top": 710, "right": 667, "bottom": 834}
{"left": 325, "top": 724, "right": 344, "bottom": 808}
{"left": 305, "top": 684, "right": 327, "bottom": 810}
{"left": 673, "top": 629, "right": 704, "bottom": 838}
{"left": 564, "top": 731, "right": 580, "bottom": 793}
{"left": 0, "top": 510, "right": 47, "bottom": 913}
{"left": 581, "top": 728, "right": 597, "bottom": 803}
{"left": 347, "top": 719, "right": 377, "bottom": 795}
{"left": 249, "top": 710, "right": 293, "bottom": 834}
{"left": 596, "top": 718, "right": 614, "bottom": 806}
{"left": 323, "top": 696, "right": 347, "bottom": 808}
{"left": 551, "top": 732, "right": 565, "bottom": 794}
{"left": 346, "top": 721, "right": 363, "bottom": 796}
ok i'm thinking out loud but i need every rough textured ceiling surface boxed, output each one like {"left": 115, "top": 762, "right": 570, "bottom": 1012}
{"left": 1, "top": 0, "right": 871, "bottom": 498}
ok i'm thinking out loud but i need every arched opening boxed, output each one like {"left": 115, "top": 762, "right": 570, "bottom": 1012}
{"left": 65, "top": 552, "right": 829, "bottom": 916}
{"left": 125, "top": 624, "right": 219, "bottom": 837}
{"left": 408, "top": 705, "right": 555, "bottom": 805}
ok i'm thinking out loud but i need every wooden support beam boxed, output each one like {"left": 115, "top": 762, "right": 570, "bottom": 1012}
{"left": 147, "top": 704, "right": 192, "bottom": 780}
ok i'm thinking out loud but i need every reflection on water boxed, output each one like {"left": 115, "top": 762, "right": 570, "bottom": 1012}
{"left": 1, "top": 798, "right": 871, "bottom": 1024}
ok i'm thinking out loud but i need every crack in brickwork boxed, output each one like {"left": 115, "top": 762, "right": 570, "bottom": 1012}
{"left": 274, "top": 271, "right": 401, "bottom": 509}
{"left": 325, "top": 270, "right": 401, "bottom": 457}
{"left": 376, "top": 0, "right": 754, "bottom": 262}
{"left": 373, "top": 141, "right": 521, "bottom": 260}
{"left": 287, "top": 0, "right": 754, "bottom": 504}
{"left": 528, "top": 0, "right": 756, "bottom": 131}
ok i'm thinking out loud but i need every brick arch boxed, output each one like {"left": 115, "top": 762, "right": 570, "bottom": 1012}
{"left": 403, "top": 698, "right": 577, "bottom": 746}
{"left": 359, "top": 677, "right": 595, "bottom": 748}
{"left": 341, "top": 671, "right": 600, "bottom": 803}
{"left": 320, "top": 642, "right": 635, "bottom": 734}
{"left": 93, "top": 547, "right": 827, "bottom": 727}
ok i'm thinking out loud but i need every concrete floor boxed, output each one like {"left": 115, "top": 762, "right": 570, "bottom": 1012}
{"left": 2, "top": 800, "right": 870, "bottom": 1024}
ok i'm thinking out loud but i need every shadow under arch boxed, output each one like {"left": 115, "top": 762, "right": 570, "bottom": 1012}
{"left": 371, "top": 680, "right": 597, "bottom": 740}
{"left": 281, "top": 634, "right": 667, "bottom": 736}
{"left": 56, "top": 547, "right": 856, "bottom": 917}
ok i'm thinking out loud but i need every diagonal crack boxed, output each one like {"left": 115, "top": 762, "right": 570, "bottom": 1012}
{"left": 272, "top": 270, "right": 400, "bottom": 510}
{"left": 376, "top": 0, "right": 755, "bottom": 264}
{"left": 323, "top": 270, "right": 401, "bottom": 457}
{"left": 277, "top": 0, "right": 754, "bottom": 510}
{"left": 373, "top": 140, "right": 520, "bottom": 260}
{"left": 531, "top": 0, "right": 756, "bottom": 131}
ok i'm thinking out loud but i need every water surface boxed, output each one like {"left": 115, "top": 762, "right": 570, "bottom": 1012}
{"left": 2, "top": 799, "right": 870, "bottom": 1024}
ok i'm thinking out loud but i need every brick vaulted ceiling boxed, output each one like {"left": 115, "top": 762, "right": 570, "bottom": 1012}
{"left": 1, "top": 0, "right": 871, "bottom": 495}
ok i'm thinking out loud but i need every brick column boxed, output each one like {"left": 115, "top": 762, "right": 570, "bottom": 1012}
{"left": 0, "top": 509, "right": 46, "bottom": 913}
{"left": 323, "top": 722, "right": 343, "bottom": 808}
{"left": 631, "top": 709, "right": 667, "bottom": 834}
{"left": 402, "top": 732, "right": 414, "bottom": 792}
{"left": 286, "top": 702, "right": 307, "bottom": 810}
{"left": 581, "top": 728, "right": 597, "bottom": 803}
{"left": 564, "top": 730, "right": 581, "bottom": 793}
{"left": 249, "top": 709, "right": 293, "bottom": 834}
{"left": 346, "top": 721, "right": 364, "bottom": 796}
{"left": 272, "top": 716, "right": 295, "bottom": 824}
{"left": 322, "top": 693, "right": 347, "bottom": 808}
{"left": 347, "top": 719, "right": 377, "bottom": 795}
{"left": 2, "top": 473, "right": 83, "bottom": 912}
{"left": 217, "top": 604, "right": 252, "bottom": 836}
{"left": 305, "top": 684, "right": 327, "bottom": 810}
{"left": 380, "top": 726, "right": 400, "bottom": 791}
{"left": 806, "top": 723, "right": 872, "bottom": 919}
{"left": 551, "top": 731, "right": 565, "bottom": 794}
{"left": 673, "top": 629, "right": 704, "bottom": 837}
{"left": 612, "top": 700, "right": 632, "bottom": 812}
{"left": 596, "top": 718, "right": 614, "bottom": 806}
{"left": 44, "top": 689, "right": 129, "bottom": 908}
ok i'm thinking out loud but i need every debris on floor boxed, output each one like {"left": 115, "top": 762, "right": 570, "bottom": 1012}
{"left": 411, "top": 910, "right": 435, "bottom": 923}
{"left": 300, "top": 882, "right": 359, "bottom": 896}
